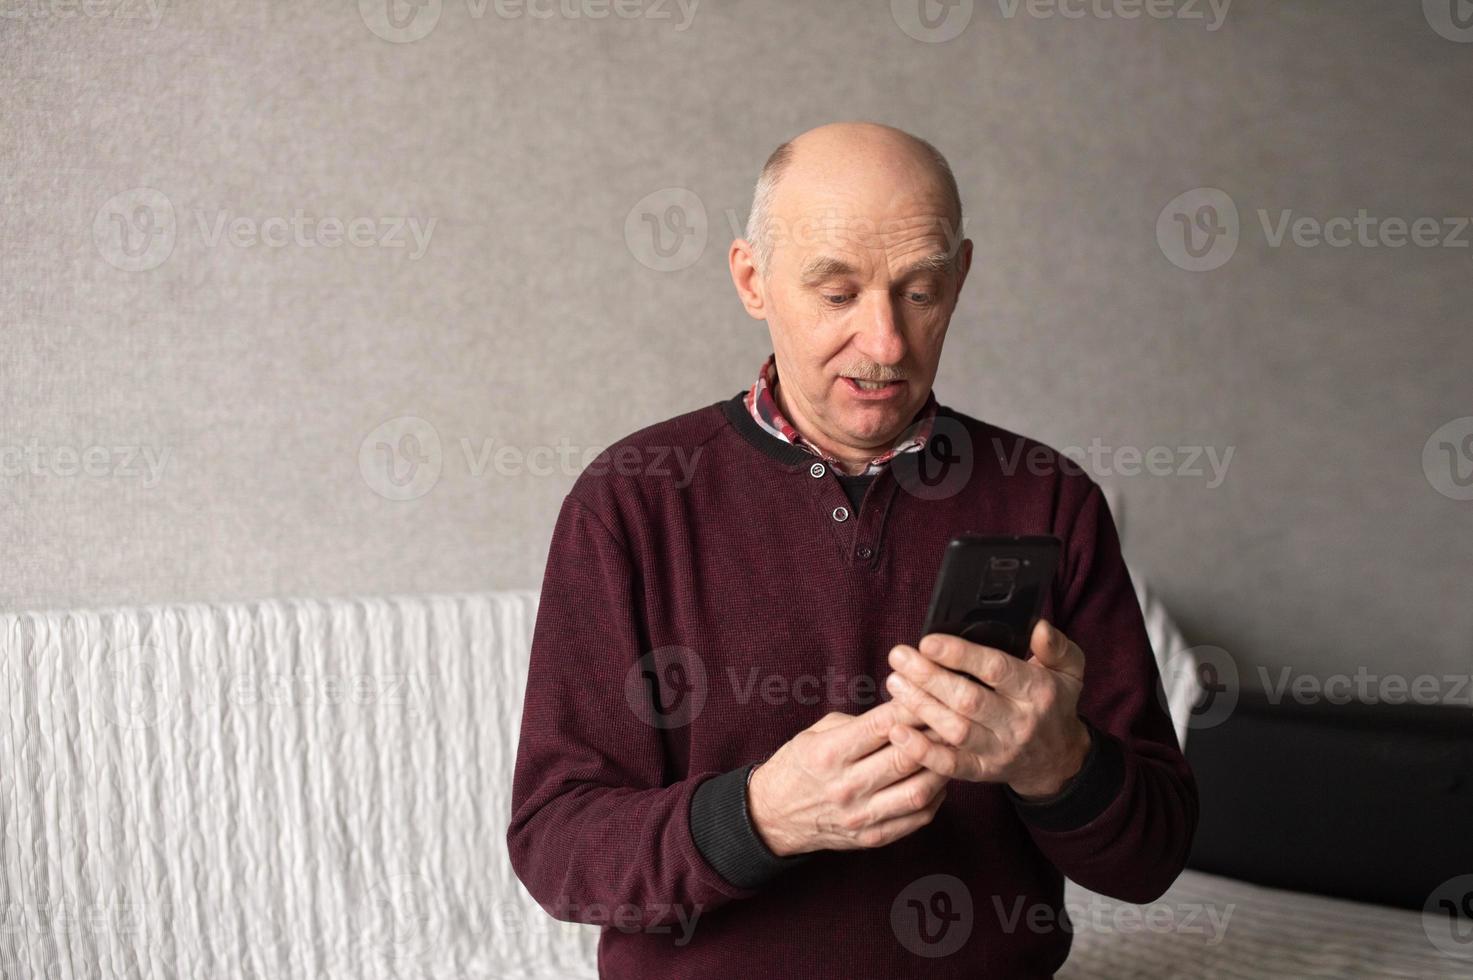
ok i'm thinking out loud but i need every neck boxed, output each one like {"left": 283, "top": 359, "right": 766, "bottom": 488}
{"left": 772, "top": 380, "right": 882, "bottom": 476}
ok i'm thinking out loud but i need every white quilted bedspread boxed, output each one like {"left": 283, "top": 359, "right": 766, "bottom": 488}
{"left": 1060, "top": 870, "right": 1460, "bottom": 979}
{"left": 3, "top": 588, "right": 1459, "bottom": 979}
{"left": 0, "top": 592, "right": 598, "bottom": 980}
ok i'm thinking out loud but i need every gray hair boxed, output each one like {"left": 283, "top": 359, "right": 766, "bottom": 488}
{"left": 743, "top": 130, "right": 964, "bottom": 279}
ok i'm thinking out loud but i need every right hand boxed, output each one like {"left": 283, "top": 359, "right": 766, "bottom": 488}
{"left": 746, "top": 701, "right": 950, "bottom": 857}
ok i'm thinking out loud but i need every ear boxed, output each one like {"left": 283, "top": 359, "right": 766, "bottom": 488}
{"left": 729, "top": 238, "right": 767, "bottom": 320}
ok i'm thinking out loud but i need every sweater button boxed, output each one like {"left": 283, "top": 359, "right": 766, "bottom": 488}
{"left": 809, "top": 462, "right": 826, "bottom": 478}
{"left": 832, "top": 506, "right": 849, "bottom": 523}
{"left": 856, "top": 546, "right": 873, "bottom": 560}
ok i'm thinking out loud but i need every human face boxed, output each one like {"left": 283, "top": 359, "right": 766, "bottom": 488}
{"left": 760, "top": 198, "right": 970, "bottom": 467}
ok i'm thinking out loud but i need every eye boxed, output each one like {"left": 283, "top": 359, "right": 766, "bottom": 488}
{"left": 907, "top": 291, "right": 937, "bottom": 306}
{"left": 822, "top": 293, "right": 853, "bottom": 307}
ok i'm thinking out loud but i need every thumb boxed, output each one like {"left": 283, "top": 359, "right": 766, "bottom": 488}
{"left": 1028, "top": 619, "right": 1084, "bottom": 678}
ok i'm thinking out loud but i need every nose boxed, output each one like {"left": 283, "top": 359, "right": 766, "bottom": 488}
{"left": 851, "top": 292, "right": 907, "bottom": 371}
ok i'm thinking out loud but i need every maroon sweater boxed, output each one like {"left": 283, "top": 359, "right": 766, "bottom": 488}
{"left": 507, "top": 390, "right": 1198, "bottom": 979}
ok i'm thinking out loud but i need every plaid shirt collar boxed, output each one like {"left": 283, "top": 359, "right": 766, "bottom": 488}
{"left": 743, "top": 354, "right": 938, "bottom": 476}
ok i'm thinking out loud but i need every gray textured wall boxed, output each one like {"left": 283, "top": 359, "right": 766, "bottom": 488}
{"left": 3, "top": 1, "right": 1469, "bottom": 698}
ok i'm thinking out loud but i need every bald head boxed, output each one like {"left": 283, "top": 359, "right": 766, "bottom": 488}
{"left": 744, "top": 122, "right": 963, "bottom": 278}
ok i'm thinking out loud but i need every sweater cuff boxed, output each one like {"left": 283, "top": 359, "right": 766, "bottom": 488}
{"left": 1005, "top": 720, "right": 1124, "bottom": 832}
{"left": 690, "top": 764, "right": 811, "bottom": 889}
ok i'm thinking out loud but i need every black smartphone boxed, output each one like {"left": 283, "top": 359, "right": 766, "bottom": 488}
{"left": 919, "top": 535, "right": 1062, "bottom": 659}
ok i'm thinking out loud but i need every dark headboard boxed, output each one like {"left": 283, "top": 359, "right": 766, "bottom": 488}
{"left": 1185, "top": 689, "right": 1473, "bottom": 910}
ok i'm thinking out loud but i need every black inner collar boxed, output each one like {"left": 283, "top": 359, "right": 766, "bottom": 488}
{"left": 718, "top": 390, "right": 814, "bottom": 466}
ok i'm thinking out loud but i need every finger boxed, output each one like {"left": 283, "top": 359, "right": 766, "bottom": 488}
{"left": 1027, "top": 619, "right": 1085, "bottom": 682}
{"left": 862, "top": 765, "right": 949, "bottom": 825}
{"left": 885, "top": 669, "right": 1005, "bottom": 752}
{"left": 888, "top": 723, "right": 986, "bottom": 781}
{"left": 853, "top": 788, "right": 948, "bottom": 849}
{"left": 882, "top": 692, "right": 929, "bottom": 730}
{"left": 843, "top": 737, "right": 927, "bottom": 796}
{"left": 917, "top": 634, "right": 1033, "bottom": 702}
{"left": 890, "top": 643, "right": 1013, "bottom": 726}
{"left": 827, "top": 700, "right": 921, "bottom": 765}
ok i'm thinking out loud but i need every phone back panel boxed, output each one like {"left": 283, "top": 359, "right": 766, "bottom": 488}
{"left": 920, "top": 535, "right": 1062, "bottom": 658}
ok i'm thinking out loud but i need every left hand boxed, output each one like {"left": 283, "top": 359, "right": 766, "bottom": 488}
{"left": 883, "top": 619, "right": 1092, "bottom": 799}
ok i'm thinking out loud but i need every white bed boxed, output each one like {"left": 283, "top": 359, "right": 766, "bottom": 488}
{"left": 1, "top": 569, "right": 1463, "bottom": 978}
{"left": 1060, "top": 870, "right": 1457, "bottom": 980}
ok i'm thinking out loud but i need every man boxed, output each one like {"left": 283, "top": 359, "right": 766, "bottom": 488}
{"left": 507, "top": 121, "right": 1197, "bottom": 978}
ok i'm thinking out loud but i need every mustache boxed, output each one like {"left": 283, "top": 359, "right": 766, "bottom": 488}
{"left": 839, "top": 366, "right": 908, "bottom": 382}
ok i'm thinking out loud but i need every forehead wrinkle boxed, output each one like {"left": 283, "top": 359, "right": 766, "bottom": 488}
{"left": 798, "top": 248, "right": 955, "bottom": 287}
{"left": 789, "top": 209, "right": 953, "bottom": 253}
